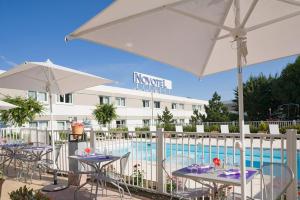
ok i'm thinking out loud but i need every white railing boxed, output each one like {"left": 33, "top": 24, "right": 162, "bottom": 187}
{"left": 0, "top": 127, "right": 298, "bottom": 199}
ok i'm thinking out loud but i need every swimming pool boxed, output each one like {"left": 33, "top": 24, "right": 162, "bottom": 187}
{"left": 112, "top": 141, "right": 300, "bottom": 180}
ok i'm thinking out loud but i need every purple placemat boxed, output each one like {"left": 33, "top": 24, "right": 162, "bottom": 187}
{"left": 218, "top": 169, "right": 257, "bottom": 180}
{"left": 78, "top": 154, "right": 112, "bottom": 161}
{"left": 179, "top": 165, "right": 214, "bottom": 174}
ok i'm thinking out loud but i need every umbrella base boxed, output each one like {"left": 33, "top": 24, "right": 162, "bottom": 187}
{"left": 42, "top": 184, "right": 68, "bottom": 192}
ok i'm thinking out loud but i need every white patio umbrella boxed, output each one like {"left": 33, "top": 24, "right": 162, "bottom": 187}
{"left": 0, "top": 59, "right": 112, "bottom": 190}
{"left": 66, "top": 0, "right": 300, "bottom": 198}
{"left": 0, "top": 100, "right": 17, "bottom": 110}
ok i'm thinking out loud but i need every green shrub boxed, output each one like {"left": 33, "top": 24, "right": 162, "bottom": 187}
{"left": 9, "top": 186, "right": 50, "bottom": 200}
{"left": 164, "top": 124, "right": 175, "bottom": 132}
{"left": 280, "top": 125, "right": 300, "bottom": 134}
{"left": 135, "top": 127, "right": 149, "bottom": 131}
{"left": 229, "top": 125, "right": 239, "bottom": 133}
{"left": 59, "top": 131, "right": 68, "bottom": 140}
{"left": 183, "top": 125, "right": 196, "bottom": 132}
{"left": 258, "top": 121, "right": 268, "bottom": 132}
{"left": 209, "top": 124, "right": 220, "bottom": 132}
{"left": 250, "top": 125, "right": 258, "bottom": 133}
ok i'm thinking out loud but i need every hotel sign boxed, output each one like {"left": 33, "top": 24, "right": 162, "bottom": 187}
{"left": 133, "top": 72, "right": 172, "bottom": 90}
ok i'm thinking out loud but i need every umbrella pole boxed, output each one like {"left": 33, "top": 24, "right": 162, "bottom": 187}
{"left": 234, "top": 0, "right": 247, "bottom": 200}
{"left": 42, "top": 90, "right": 68, "bottom": 192}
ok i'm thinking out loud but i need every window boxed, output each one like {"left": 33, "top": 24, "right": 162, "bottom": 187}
{"left": 180, "top": 119, "right": 185, "bottom": 125}
{"left": 116, "top": 120, "right": 126, "bottom": 128}
{"left": 116, "top": 97, "right": 125, "bottom": 107}
{"left": 38, "top": 121, "right": 48, "bottom": 130}
{"left": 99, "top": 96, "right": 110, "bottom": 105}
{"left": 142, "top": 100, "right": 150, "bottom": 108}
{"left": 178, "top": 103, "right": 184, "bottom": 110}
{"left": 28, "top": 91, "right": 47, "bottom": 102}
{"left": 28, "top": 91, "right": 37, "bottom": 100}
{"left": 171, "top": 103, "right": 177, "bottom": 109}
{"left": 154, "top": 119, "right": 159, "bottom": 125}
{"left": 154, "top": 101, "right": 160, "bottom": 108}
{"left": 57, "top": 93, "right": 73, "bottom": 104}
{"left": 192, "top": 105, "right": 201, "bottom": 111}
{"left": 29, "top": 122, "right": 38, "bottom": 128}
{"left": 57, "top": 121, "right": 68, "bottom": 130}
{"left": 143, "top": 119, "right": 150, "bottom": 126}
{"left": 38, "top": 92, "right": 47, "bottom": 102}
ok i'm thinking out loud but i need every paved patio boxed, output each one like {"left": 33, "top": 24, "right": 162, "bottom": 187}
{"left": 1, "top": 167, "right": 148, "bottom": 200}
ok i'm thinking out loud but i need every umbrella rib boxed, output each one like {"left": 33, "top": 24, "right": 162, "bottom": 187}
{"left": 166, "top": 7, "right": 234, "bottom": 32}
{"left": 246, "top": 10, "right": 300, "bottom": 32}
{"left": 217, "top": 9, "right": 300, "bottom": 40}
{"left": 240, "top": 0, "right": 259, "bottom": 28}
{"left": 277, "top": 0, "right": 300, "bottom": 7}
{"left": 67, "top": 0, "right": 194, "bottom": 39}
{"left": 198, "top": 0, "right": 234, "bottom": 77}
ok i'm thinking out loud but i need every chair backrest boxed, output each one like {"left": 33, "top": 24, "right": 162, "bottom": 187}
{"left": 101, "top": 127, "right": 108, "bottom": 132}
{"left": 120, "top": 152, "right": 130, "bottom": 175}
{"left": 269, "top": 124, "right": 280, "bottom": 135}
{"left": 162, "top": 155, "right": 194, "bottom": 191}
{"left": 243, "top": 124, "right": 250, "bottom": 134}
{"left": 261, "top": 163, "right": 294, "bottom": 200}
{"left": 220, "top": 125, "right": 229, "bottom": 133}
{"left": 55, "top": 144, "right": 62, "bottom": 163}
{"left": 196, "top": 125, "right": 204, "bottom": 133}
{"left": 175, "top": 125, "right": 183, "bottom": 132}
{"left": 128, "top": 126, "right": 135, "bottom": 132}
{"left": 149, "top": 125, "right": 156, "bottom": 132}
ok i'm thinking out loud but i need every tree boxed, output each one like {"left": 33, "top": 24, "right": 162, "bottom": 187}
{"left": 233, "top": 74, "right": 279, "bottom": 121}
{"left": 93, "top": 104, "right": 117, "bottom": 126}
{"left": 157, "top": 107, "right": 175, "bottom": 131}
{"left": 201, "top": 92, "right": 230, "bottom": 122}
{"left": 273, "top": 56, "right": 300, "bottom": 113}
{"left": 0, "top": 96, "right": 44, "bottom": 127}
{"left": 190, "top": 109, "right": 202, "bottom": 124}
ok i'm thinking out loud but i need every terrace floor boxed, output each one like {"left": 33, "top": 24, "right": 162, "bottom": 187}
{"left": 1, "top": 167, "right": 149, "bottom": 200}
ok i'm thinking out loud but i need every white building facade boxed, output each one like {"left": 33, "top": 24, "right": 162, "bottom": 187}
{"left": 0, "top": 85, "right": 207, "bottom": 130}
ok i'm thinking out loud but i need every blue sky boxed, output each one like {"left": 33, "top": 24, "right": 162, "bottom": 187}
{"left": 0, "top": 0, "right": 297, "bottom": 101}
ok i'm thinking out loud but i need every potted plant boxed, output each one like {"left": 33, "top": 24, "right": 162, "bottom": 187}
{"left": 71, "top": 122, "right": 84, "bottom": 139}
{"left": 9, "top": 186, "right": 50, "bottom": 200}
{"left": 258, "top": 121, "right": 268, "bottom": 133}
{"left": 0, "top": 170, "right": 4, "bottom": 199}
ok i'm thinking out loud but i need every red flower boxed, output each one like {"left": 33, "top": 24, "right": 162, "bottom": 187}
{"left": 84, "top": 147, "right": 91, "bottom": 154}
{"left": 213, "top": 157, "right": 221, "bottom": 167}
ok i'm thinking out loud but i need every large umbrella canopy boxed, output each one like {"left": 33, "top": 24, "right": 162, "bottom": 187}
{"left": 67, "top": 0, "right": 300, "bottom": 77}
{"left": 0, "top": 59, "right": 112, "bottom": 190}
{"left": 0, "top": 59, "right": 112, "bottom": 94}
{"left": 0, "top": 100, "right": 17, "bottom": 110}
{"left": 67, "top": 0, "right": 300, "bottom": 199}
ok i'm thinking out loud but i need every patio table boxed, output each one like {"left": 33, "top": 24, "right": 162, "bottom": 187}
{"left": 69, "top": 154, "right": 121, "bottom": 199}
{"left": 172, "top": 165, "right": 259, "bottom": 200}
{"left": 21, "top": 144, "right": 52, "bottom": 160}
{"left": 0, "top": 143, "right": 27, "bottom": 173}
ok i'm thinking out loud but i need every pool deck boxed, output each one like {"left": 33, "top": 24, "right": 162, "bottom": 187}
{"left": 1, "top": 167, "right": 148, "bottom": 200}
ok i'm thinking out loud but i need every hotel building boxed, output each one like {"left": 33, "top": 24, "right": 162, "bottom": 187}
{"left": 0, "top": 71, "right": 207, "bottom": 130}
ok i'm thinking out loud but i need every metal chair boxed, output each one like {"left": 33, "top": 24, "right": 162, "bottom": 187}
{"left": 261, "top": 163, "right": 294, "bottom": 200}
{"left": 269, "top": 124, "right": 280, "bottom": 135}
{"left": 220, "top": 125, "right": 229, "bottom": 134}
{"left": 162, "top": 155, "right": 209, "bottom": 199}
{"left": 94, "top": 152, "right": 131, "bottom": 199}
{"left": 196, "top": 125, "right": 204, "bottom": 133}
{"left": 38, "top": 143, "right": 62, "bottom": 171}
{"left": 227, "top": 163, "right": 294, "bottom": 200}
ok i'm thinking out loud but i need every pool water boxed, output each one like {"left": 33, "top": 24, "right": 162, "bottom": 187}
{"left": 112, "top": 141, "right": 300, "bottom": 181}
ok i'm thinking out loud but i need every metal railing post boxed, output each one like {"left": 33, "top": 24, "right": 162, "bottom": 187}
{"left": 286, "top": 129, "right": 297, "bottom": 200}
{"left": 156, "top": 128, "right": 165, "bottom": 193}
{"left": 90, "top": 128, "right": 96, "bottom": 150}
